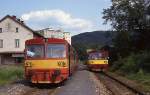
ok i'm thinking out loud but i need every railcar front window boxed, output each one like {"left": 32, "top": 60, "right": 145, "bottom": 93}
{"left": 47, "top": 44, "right": 66, "bottom": 58}
{"left": 26, "top": 45, "right": 44, "bottom": 58}
{"left": 88, "top": 53, "right": 102, "bottom": 60}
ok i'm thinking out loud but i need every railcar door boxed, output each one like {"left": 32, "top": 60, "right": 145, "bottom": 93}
{"left": 68, "top": 45, "right": 71, "bottom": 76}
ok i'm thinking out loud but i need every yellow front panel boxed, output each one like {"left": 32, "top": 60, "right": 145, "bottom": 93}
{"left": 25, "top": 59, "right": 68, "bottom": 69}
{"left": 88, "top": 59, "right": 108, "bottom": 65}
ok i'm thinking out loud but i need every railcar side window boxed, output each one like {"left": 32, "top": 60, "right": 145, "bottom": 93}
{"left": 47, "top": 44, "right": 66, "bottom": 58}
{"left": 26, "top": 45, "right": 44, "bottom": 58}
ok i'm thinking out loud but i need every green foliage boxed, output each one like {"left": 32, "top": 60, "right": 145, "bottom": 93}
{"left": 72, "top": 43, "right": 88, "bottom": 60}
{"left": 103, "top": 2, "right": 150, "bottom": 89}
{"left": 111, "top": 51, "right": 150, "bottom": 74}
{"left": 113, "top": 31, "right": 132, "bottom": 57}
{"left": 103, "top": 0, "right": 147, "bottom": 31}
{"left": 120, "top": 54, "right": 140, "bottom": 73}
{"left": 0, "top": 65, "right": 23, "bottom": 85}
{"left": 103, "top": 0, "right": 150, "bottom": 56}
{"left": 137, "top": 51, "right": 150, "bottom": 72}
{"left": 127, "top": 73, "right": 150, "bottom": 91}
{"left": 110, "top": 51, "right": 150, "bottom": 91}
{"left": 137, "top": 69, "right": 144, "bottom": 77}
{"left": 110, "top": 57, "right": 124, "bottom": 71}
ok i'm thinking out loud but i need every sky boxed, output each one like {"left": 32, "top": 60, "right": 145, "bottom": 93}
{"left": 0, "top": 0, "right": 112, "bottom": 35}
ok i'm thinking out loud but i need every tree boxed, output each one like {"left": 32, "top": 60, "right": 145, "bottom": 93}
{"left": 72, "top": 43, "right": 88, "bottom": 61}
{"left": 103, "top": 0, "right": 150, "bottom": 56}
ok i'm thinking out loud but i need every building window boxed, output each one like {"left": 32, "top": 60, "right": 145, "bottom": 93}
{"left": 15, "top": 39, "right": 19, "bottom": 48}
{"left": 0, "top": 28, "right": 2, "bottom": 33}
{"left": 0, "top": 39, "right": 3, "bottom": 48}
{"left": 16, "top": 27, "right": 18, "bottom": 33}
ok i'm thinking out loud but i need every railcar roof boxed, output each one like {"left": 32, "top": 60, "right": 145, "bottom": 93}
{"left": 25, "top": 38, "right": 68, "bottom": 44}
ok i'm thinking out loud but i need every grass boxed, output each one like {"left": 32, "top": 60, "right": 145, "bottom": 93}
{"left": 0, "top": 65, "right": 24, "bottom": 86}
{"left": 126, "top": 73, "right": 150, "bottom": 92}
{"left": 111, "top": 70, "right": 150, "bottom": 92}
{"left": 109, "top": 51, "right": 150, "bottom": 92}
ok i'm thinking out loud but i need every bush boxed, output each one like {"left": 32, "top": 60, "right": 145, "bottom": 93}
{"left": 111, "top": 51, "right": 150, "bottom": 74}
{"left": 0, "top": 65, "right": 23, "bottom": 85}
{"left": 120, "top": 54, "right": 138, "bottom": 74}
{"left": 137, "top": 51, "right": 150, "bottom": 73}
{"left": 110, "top": 51, "right": 150, "bottom": 91}
{"left": 110, "top": 57, "right": 124, "bottom": 71}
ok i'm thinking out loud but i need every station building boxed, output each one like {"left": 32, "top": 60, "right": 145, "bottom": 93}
{"left": 0, "top": 15, "right": 42, "bottom": 64}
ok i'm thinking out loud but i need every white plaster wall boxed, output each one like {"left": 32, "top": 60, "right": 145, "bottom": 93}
{"left": 0, "top": 18, "right": 33, "bottom": 52}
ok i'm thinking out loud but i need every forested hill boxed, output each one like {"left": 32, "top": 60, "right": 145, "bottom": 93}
{"left": 71, "top": 31, "right": 114, "bottom": 49}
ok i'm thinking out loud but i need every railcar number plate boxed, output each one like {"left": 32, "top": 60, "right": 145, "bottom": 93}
{"left": 57, "top": 61, "right": 66, "bottom": 67}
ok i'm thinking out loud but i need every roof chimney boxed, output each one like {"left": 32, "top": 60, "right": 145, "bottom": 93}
{"left": 21, "top": 20, "right": 24, "bottom": 24}
{"left": 12, "top": 15, "right": 16, "bottom": 19}
{"left": 17, "top": 19, "right": 20, "bottom": 22}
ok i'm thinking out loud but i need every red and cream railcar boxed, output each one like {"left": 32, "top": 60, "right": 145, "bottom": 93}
{"left": 87, "top": 50, "right": 109, "bottom": 71}
{"left": 24, "top": 38, "right": 78, "bottom": 84}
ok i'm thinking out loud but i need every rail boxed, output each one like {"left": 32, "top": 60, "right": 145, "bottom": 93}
{"left": 95, "top": 71, "right": 148, "bottom": 95}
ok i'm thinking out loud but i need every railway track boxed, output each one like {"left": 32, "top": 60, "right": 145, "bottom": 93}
{"left": 95, "top": 72, "right": 147, "bottom": 95}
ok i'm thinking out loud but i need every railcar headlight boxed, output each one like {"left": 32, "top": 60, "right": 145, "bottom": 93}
{"left": 104, "top": 61, "right": 108, "bottom": 64}
{"left": 90, "top": 61, "right": 93, "bottom": 63}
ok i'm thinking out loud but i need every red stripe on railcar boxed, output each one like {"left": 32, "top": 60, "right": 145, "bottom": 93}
{"left": 26, "top": 38, "right": 44, "bottom": 44}
{"left": 88, "top": 64, "right": 108, "bottom": 69}
{"left": 25, "top": 68, "right": 69, "bottom": 83}
{"left": 47, "top": 38, "right": 67, "bottom": 44}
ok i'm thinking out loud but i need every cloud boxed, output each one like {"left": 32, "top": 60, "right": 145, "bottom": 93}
{"left": 21, "top": 10, "right": 93, "bottom": 34}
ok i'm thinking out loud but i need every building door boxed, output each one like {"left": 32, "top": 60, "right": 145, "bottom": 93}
{"left": 0, "top": 55, "right": 5, "bottom": 64}
{"left": 15, "top": 57, "right": 24, "bottom": 64}
{"left": 0, "top": 55, "right": 1, "bottom": 64}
